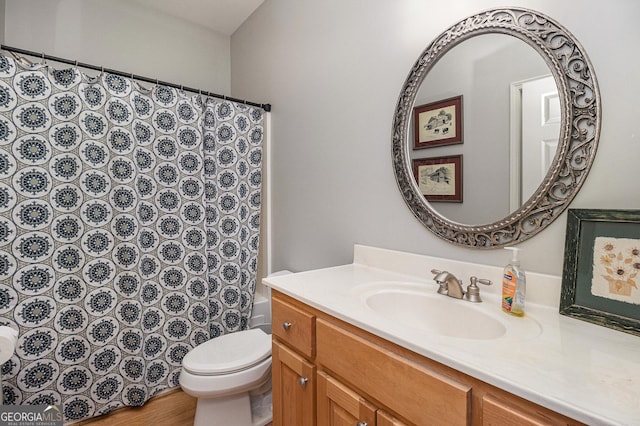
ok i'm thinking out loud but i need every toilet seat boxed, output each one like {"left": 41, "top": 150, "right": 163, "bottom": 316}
{"left": 183, "top": 328, "right": 272, "bottom": 376}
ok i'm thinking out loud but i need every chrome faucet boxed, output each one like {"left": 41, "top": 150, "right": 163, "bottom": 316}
{"left": 431, "top": 269, "right": 465, "bottom": 299}
{"left": 431, "top": 270, "right": 493, "bottom": 302}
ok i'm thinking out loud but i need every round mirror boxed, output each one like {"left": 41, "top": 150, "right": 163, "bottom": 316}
{"left": 392, "top": 8, "right": 601, "bottom": 248}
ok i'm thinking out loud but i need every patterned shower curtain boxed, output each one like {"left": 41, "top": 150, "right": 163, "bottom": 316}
{"left": 0, "top": 53, "right": 264, "bottom": 422}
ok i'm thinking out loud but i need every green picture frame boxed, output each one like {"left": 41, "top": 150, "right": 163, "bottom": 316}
{"left": 560, "top": 209, "right": 640, "bottom": 337}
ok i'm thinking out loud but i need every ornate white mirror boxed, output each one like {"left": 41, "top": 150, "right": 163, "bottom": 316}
{"left": 392, "top": 8, "right": 601, "bottom": 248}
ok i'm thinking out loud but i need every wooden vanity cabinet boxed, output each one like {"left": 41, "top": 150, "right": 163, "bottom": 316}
{"left": 271, "top": 290, "right": 583, "bottom": 426}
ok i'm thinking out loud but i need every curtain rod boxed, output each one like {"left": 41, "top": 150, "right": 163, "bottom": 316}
{"left": 0, "top": 44, "right": 272, "bottom": 112}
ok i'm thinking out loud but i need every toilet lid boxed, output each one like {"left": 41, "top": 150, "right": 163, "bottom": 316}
{"left": 182, "top": 328, "right": 271, "bottom": 375}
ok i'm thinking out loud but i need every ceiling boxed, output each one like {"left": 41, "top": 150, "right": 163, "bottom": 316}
{"left": 128, "top": 0, "right": 264, "bottom": 35}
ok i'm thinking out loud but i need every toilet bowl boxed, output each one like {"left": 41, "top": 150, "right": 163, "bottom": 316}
{"left": 180, "top": 328, "right": 272, "bottom": 426}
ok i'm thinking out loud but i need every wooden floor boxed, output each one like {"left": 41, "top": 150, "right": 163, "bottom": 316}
{"left": 74, "top": 389, "right": 196, "bottom": 426}
{"left": 73, "top": 389, "right": 272, "bottom": 426}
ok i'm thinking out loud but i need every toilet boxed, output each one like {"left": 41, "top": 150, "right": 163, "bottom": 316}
{"left": 180, "top": 328, "right": 273, "bottom": 426}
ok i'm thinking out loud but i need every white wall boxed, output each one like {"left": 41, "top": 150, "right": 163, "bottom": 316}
{"left": 0, "top": 1, "right": 5, "bottom": 43}
{"left": 4, "top": 0, "right": 231, "bottom": 94}
{"left": 231, "top": 0, "right": 640, "bottom": 279}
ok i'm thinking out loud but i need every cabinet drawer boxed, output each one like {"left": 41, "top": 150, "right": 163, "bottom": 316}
{"left": 316, "top": 319, "right": 471, "bottom": 426}
{"left": 272, "top": 296, "right": 316, "bottom": 358}
{"left": 482, "top": 394, "right": 582, "bottom": 426}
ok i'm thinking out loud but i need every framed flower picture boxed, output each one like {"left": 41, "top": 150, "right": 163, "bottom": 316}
{"left": 560, "top": 209, "right": 640, "bottom": 336}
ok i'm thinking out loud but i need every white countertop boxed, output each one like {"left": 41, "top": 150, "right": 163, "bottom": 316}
{"left": 263, "top": 245, "right": 640, "bottom": 426}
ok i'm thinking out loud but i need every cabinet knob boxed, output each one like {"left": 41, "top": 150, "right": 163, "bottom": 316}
{"left": 298, "top": 377, "right": 308, "bottom": 388}
{"left": 356, "top": 422, "right": 368, "bottom": 426}
{"left": 282, "top": 321, "right": 292, "bottom": 331}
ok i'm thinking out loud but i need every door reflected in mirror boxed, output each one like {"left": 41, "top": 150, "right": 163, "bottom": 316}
{"left": 410, "top": 34, "right": 558, "bottom": 225}
{"left": 511, "top": 75, "right": 560, "bottom": 211}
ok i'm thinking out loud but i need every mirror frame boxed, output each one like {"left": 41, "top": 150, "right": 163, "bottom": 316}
{"left": 392, "top": 7, "right": 601, "bottom": 248}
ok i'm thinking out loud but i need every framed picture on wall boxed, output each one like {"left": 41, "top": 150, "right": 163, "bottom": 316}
{"left": 413, "top": 95, "right": 463, "bottom": 149}
{"left": 560, "top": 209, "right": 640, "bottom": 337}
{"left": 412, "top": 155, "right": 462, "bottom": 202}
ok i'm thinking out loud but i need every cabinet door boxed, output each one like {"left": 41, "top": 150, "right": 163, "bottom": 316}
{"left": 273, "top": 340, "right": 316, "bottom": 426}
{"left": 377, "top": 410, "right": 409, "bottom": 426}
{"left": 317, "top": 371, "right": 376, "bottom": 426}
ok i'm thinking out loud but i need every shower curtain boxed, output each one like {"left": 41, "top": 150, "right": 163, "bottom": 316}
{"left": 0, "top": 53, "right": 264, "bottom": 422}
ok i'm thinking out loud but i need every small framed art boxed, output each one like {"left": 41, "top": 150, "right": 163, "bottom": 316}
{"left": 560, "top": 209, "right": 640, "bottom": 337}
{"left": 412, "top": 155, "right": 462, "bottom": 202}
{"left": 413, "top": 95, "right": 463, "bottom": 149}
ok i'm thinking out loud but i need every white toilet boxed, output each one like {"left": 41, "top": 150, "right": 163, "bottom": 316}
{"left": 180, "top": 328, "right": 273, "bottom": 426}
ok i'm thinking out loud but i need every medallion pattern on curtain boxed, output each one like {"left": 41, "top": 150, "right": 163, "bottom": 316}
{"left": 0, "top": 54, "right": 263, "bottom": 422}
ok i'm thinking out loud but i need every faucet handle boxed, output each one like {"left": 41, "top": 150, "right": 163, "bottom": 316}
{"left": 463, "top": 276, "right": 492, "bottom": 303}
{"left": 430, "top": 269, "right": 449, "bottom": 295}
{"left": 476, "top": 277, "right": 492, "bottom": 286}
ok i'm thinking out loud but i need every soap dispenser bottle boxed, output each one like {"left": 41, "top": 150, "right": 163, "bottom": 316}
{"left": 502, "top": 247, "right": 526, "bottom": 316}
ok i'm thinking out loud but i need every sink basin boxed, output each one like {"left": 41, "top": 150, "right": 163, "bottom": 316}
{"left": 357, "top": 282, "right": 541, "bottom": 340}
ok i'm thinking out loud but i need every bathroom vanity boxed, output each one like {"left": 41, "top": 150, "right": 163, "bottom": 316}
{"left": 264, "top": 246, "right": 640, "bottom": 426}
